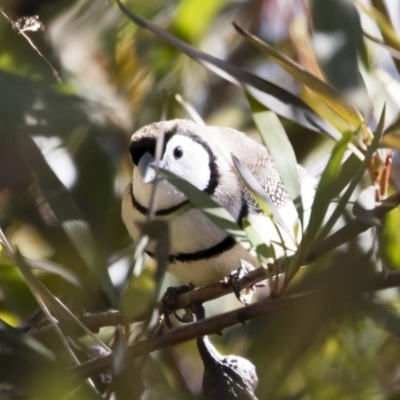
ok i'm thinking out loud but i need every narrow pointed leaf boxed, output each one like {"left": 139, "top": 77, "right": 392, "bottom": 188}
{"left": 248, "top": 101, "right": 304, "bottom": 228}
{"left": 25, "top": 258, "right": 81, "bottom": 287}
{"left": 138, "top": 220, "right": 170, "bottom": 332}
{"left": 0, "top": 318, "right": 54, "bottom": 361}
{"left": 232, "top": 155, "right": 293, "bottom": 242}
{"left": 0, "top": 229, "right": 112, "bottom": 355}
{"left": 234, "top": 23, "right": 365, "bottom": 132}
{"left": 241, "top": 218, "right": 276, "bottom": 260}
{"left": 313, "top": 107, "right": 386, "bottom": 251}
{"left": 364, "top": 32, "right": 400, "bottom": 60}
{"left": 19, "top": 134, "right": 117, "bottom": 306}
{"left": 356, "top": 2, "right": 400, "bottom": 51}
{"left": 301, "top": 132, "right": 355, "bottom": 254}
{"left": 158, "top": 168, "right": 248, "bottom": 246}
{"left": 115, "top": 0, "right": 340, "bottom": 140}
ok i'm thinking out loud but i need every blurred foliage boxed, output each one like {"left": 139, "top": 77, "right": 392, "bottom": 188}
{"left": 0, "top": 0, "right": 400, "bottom": 399}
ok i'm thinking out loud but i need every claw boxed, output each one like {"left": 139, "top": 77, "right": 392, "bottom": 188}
{"left": 160, "top": 284, "right": 194, "bottom": 328}
{"left": 228, "top": 260, "right": 256, "bottom": 305}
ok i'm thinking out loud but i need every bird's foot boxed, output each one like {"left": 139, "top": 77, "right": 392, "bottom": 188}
{"left": 226, "top": 260, "right": 264, "bottom": 305}
{"left": 160, "top": 284, "right": 194, "bottom": 329}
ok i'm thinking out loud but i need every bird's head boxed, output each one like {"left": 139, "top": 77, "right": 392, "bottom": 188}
{"left": 128, "top": 119, "right": 220, "bottom": 212}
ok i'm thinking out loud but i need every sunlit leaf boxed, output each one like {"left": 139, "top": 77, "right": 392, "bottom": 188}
{"left": 242, "top": 218, "right": 275, "bottom": 260}
{"left": 364, "top": 32, "right": 400, "bottom": 60}
{"left": 301, "top": 132, "right": 355, "bottom": 255}
{"left": 356, "top": 1, "right": 400, "bottom": 51}
{"left": 314, "top": 107, "right": 386, "bottom": 249}
{"left": 231, "top": 155, "right": 292, "bottom": 241}
{"left": 248, "top": 100, "right": 304, "bottom": 228}
{"left": 357, "top": 0, "right": 400, "bottom": 74}
{"left": 115, "top": 0, "right": 341, "bottom": 140}
{"left": 234, "top": 23, "right": 366, "bottom": 133}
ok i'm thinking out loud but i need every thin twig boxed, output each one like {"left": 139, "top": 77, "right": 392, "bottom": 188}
{"left": 175, "top": 94, "right": 206, "bottom": 126}
{"left": 0, "top": 10, "right": 63, "bottom": 84}
{"left": 26, "top": 310, "right": 122, "bottom": 343}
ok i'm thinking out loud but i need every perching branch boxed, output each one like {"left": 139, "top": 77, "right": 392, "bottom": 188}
{"left": 71, "top": 269, "right": 400, "bottom": 379}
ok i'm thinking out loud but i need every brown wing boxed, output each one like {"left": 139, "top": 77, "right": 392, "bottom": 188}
{"left": 206, "top": 125, "right": 291, "bottom": 209}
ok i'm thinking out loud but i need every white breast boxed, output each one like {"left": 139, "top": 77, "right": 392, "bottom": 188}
{"left": 168, "top": 243, "right": 259, "bottom": 287}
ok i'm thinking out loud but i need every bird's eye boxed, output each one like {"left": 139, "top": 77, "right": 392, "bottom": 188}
{"left": 173, "top": 146, "right": 183, "bottom": 159}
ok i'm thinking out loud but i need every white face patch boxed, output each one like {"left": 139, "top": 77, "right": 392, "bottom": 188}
{"left": 162, "top": 135, "right": 212, "bottom": 191}
{"left": 131, "top": 133, "right": 213, "bottom": 211}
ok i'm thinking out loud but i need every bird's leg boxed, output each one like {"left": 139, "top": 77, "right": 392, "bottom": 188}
{"left": 192, "top": 301, "right": 206, "bottom": 322}
{"left": 226, "top": 260, "right": 265, "bottom": 305}
{"left": 160, "top": 284, "right": 194, "bottom": 329}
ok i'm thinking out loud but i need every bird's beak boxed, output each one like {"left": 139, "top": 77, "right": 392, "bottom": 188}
{"left": 137, "top": 151, "right": 163, "bottom": 184}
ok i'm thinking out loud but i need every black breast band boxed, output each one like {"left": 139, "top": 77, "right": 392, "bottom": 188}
{"left": 147, "top": 236, "right": 236, "bottom": 264}
{"left": 129, "top": 182, "right": 189, "bottom": 216}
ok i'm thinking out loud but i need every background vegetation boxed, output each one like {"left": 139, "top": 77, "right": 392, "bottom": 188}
{"left": 1, "top": 0, "right": 400, "bottom": 399}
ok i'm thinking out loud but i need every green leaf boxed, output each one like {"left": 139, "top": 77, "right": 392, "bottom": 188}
{"left": 0, "top": 229, "right": 111, "bottom": 358}
{"left": 0, "top": 318, "right": 54, "bottom": 361}
{"left": 115, "top": 0, "right": 341, "bottom": 140}
{"left": 301, "top": 132, "right": 355, "bottom": 254}
{"left": 364, "top": 32, "right": 400, "bottom": 61}
{"left": 120, "top": 260, "right": 156, "bottom": 323}
{"left": 18, "top": 134, "right": 117, "bottom": 306}
{"left": 311, "top": 107, "right": 386, "bottom": 252}
{"left": 234, "top": 23, "right": 366, "bottom": 133}
{"left": 231, "top": 155, "right": 292, "bottom": 242}
{"left": 248, "top": 101, "right": 304, "bottom": 228}
{"left": 138, "top": 220, "right": 170, "bottom": 331}
{"left": 242, "top": 218, "right": 275, "bottom": 260}
{"left": 24, "top": 258, "right": 81, "bottom": 287}
{"left": 1, "top": 227, "right": 94, "bottom": 292}
{"left": 356, "top": 2, "right": 400, "bottom": 52}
